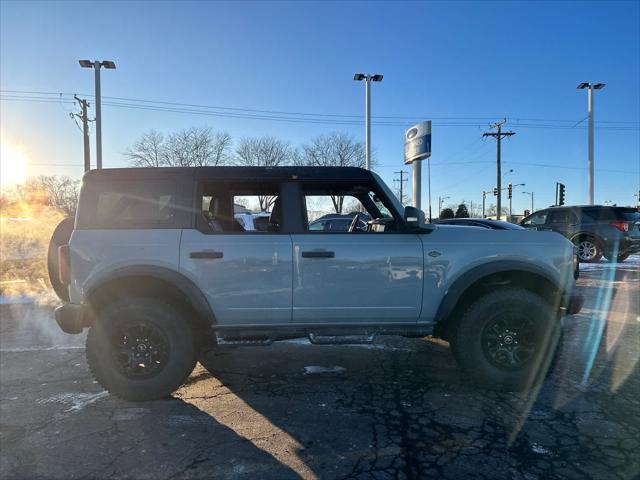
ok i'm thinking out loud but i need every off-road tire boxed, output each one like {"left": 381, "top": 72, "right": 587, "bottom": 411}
{"left": 451, "top": 288, "right": 560, "bottom": 391}
{"left": 47, "top": 217, "right": 75, "bottom": 302}
{"left": 573, "top": 236, "right": 603, "bottom": 263}
{"left": 86, "top": 298, "right": 197, "bottom": 401}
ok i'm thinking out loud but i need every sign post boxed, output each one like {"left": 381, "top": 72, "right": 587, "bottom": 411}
{"left": 404, "top": 121, "right": 432, "bottom": 218}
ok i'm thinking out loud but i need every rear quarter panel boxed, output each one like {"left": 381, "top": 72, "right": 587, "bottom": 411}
{"left": 68, "top": 229, "right": 182, "bottom": 303}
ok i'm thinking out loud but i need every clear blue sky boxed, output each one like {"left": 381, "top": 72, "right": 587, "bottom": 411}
{"left": 1, "top": 0, "right": 639, "bottom": 213}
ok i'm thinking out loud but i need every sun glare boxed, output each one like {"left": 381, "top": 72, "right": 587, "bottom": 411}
{"left": 0, "top": 144, "right": 29, "bottom": 189}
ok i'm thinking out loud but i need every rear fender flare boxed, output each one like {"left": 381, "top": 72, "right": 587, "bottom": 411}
{"left": 84, "top": 265, "right": 216, "bottom": 325}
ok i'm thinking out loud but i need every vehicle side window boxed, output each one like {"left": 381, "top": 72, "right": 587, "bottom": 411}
{"left": 547, "top": 210, "right": 576, "bottom": 224}
{"left": 87, "top": 180, "right": 177, "bottom": 228}
{"left": 197, "top": 183, "right": 280, "bottom": 234}
{"left": 583, "top": 208, "right": 618, "bottom": 221}
{"left": 302, "top": 183, "right": 397, "bottom": 233}
{"left": 522, "top": 211, "right": 548, "bottom": 226}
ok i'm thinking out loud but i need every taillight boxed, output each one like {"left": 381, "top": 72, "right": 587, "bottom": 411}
{"left": 610, "top": 221, "right": 629, "bottom": 232}
{"left": 58, "top": 245, "right": 70, "bottom": 285}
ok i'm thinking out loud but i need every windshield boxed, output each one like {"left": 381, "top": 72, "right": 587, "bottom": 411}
{"left": 372, "top": 172, "right": 404, "bottom": 216}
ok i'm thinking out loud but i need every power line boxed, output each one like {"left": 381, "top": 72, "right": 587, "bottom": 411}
{"left": 1, "top": 90, "right": 638, "bottom": 129}
{"left": 4, "top": 95, "right": 636, "bottom": 130}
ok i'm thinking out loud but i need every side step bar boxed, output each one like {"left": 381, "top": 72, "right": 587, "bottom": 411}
{"left": 215, "top": 333, "right": 274, "bottom": 346}
{"left": 308, "top": 333, "right": 376, "bottom": 345}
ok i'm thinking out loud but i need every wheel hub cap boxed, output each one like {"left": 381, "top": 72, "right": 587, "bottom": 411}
{"left": 482, "top": 315, "right": 537, "bottom": 370}
{"left": 113, "top": 323, "right": 170, "bottom": 379}
{"left": 578, "top": 241, "right": 597, "bottom": 260}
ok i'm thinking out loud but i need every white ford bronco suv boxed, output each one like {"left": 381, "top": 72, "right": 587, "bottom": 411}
{"left": 50, "top": 166, "right": 583, "bottom": 401}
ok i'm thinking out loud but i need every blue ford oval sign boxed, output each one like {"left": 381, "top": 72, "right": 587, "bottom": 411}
{"left": 404, "top": 121, "right": 431, "bottom": 164}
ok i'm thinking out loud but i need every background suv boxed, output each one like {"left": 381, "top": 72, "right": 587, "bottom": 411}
{"left": 521, "top": 205, "right": 640, "bottom": 262}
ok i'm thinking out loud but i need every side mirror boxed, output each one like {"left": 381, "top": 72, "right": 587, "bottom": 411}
{"left": 404, "top": 206, "right": 424, "bottom": 228}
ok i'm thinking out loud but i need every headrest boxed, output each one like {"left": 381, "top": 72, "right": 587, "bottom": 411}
{"left": 269, "top": 197, "right": 282, "bottom": 226}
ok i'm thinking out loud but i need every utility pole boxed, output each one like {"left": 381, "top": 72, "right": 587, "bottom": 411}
{"left": 482, "top": 191, "right": 487, "bottom": 218}
{"left": 483, "top": 120, "right": 515, "bottom": 220}
{"left": 577, "top": 82, "right": 605, "bottom": 205}
{"left": 72, "top": 96, "right": 91, "bottom": 172}
{"left": 393, "top": 170, "right": 408, "bottom": 204}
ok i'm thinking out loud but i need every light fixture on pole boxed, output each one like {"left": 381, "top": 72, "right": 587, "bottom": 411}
{"left": 577, "top": 82, "right": 605, "bottom": 205}
{"left": 353, "top": 73, "right": 383, "bottom": 170}
{"left": 80, "top": 59, "right": 116, "bottom": 169}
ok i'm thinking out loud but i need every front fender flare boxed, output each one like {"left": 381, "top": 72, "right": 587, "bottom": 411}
{"left": 434, "top": 260, "right": 564, "bottom": 325}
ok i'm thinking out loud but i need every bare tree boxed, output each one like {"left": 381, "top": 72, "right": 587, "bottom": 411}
{"left": 234, "top": 136, "right": 295, "bottom": 210}
{"left": 208, "top": 131, "right": 233, "bottom": 166}
{"left": 300, "top": 133, "right": 366, "bottom": 213}
{"left": 125, "top": 127, "right": 232, "bottom": 167}
{"left": 22, "top": 175, "right": 81, "bottom": 216}
{"left": 235, "top": 136, "right": 295, "bottom": 167}
{"left": 124, "top": 129, "right": 165, "bottom": 167}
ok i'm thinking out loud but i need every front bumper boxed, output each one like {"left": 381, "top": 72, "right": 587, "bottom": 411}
{"left": 55, "top": 303, "right": 89, "bottom": 334}
{"left": 621, "top": 237, "right": 640, "bottom": 255}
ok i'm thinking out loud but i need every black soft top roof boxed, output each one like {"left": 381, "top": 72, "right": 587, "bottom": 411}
{"left": 83, "top": 166, "right": 376, "bottom": 183}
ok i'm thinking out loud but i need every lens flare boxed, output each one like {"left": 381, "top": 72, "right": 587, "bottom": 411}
{"left": 0, "top": 144, "right": 29, "bottom": 189}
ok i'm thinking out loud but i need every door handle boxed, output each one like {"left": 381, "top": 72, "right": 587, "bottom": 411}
{"left": 301, "top": 250, "right": 335, "bottom": 258}
{"left": 190, "top": 250, "right": 223, "bottom": 259}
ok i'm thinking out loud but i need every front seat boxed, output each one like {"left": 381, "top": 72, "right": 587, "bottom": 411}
{"left": 268, "top": 197, "right": 281, "bottom": 232}
{"left": 207, "top": 198, "right": 225, "bottom": 232}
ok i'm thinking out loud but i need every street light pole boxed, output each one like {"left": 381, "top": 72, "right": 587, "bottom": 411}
{"left": 578, "top": 82, "right": 605, "bottom": 205}
{"left": 523, "top": 191, "right": 534, "bottom": 213}
{"left": 93, "top": 61, "right": 102, "bottom": 169}
{"left": 80, "top": 60, "right": 116, "bottom": 169}
{"left": 438, "top": 195, "right": 450, "bottom": 218}
{"left": 365, "top": 78, "right": 371, "bottom": 170}
{"left": 354, "top": 73, "right": 383, "bottom": 170}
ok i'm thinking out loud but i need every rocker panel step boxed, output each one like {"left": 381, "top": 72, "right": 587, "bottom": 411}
{"left": 215, "top": 333, "right": 274, "bottom": 346}
{"left": 307, "top": 333, "right": 376, "bottom": 345}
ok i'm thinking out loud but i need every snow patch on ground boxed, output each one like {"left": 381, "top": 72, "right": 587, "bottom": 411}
{"left": 0, "top": 346, "right": 84, "bottom": 352}
{"left": 37, "top": 391, "right": 108, "bottom": 412}
{"left": 579, "top": 254, "right": 640, "bottom": 270}
{"left": 279, "top": 338, "right": 412, "bottom": 351}
{"left": 303, "top": 365, "right": 346, "bottom": 375}
{"left": 530, "top": 443, "right": 552, "bottom": 455}
{"left": 0, "top": 294, "right": 36, "bottom": 305}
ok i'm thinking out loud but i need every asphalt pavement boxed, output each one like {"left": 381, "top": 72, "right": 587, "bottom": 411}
{"left": 1, "top": 258, "right": 638, "bottom": 479}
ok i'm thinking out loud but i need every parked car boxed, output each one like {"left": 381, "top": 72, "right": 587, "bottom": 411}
{"left": 51, "top": 166, "right": 582, "bottom": 401}
{"left": 434, "top": 218, "right": 525, "bottom": 230}
{"left": 309, "top": 213, "right": 368, "bottom": 232}
{"left": 520, "top": 205, "right": 640, "bottom": 262}
{"left": 234, "top": 212, "right": 271, "bottom": 231}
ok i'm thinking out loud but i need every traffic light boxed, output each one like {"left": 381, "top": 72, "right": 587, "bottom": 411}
{"left": 558, "top": 183, "right": 566, "bottom": 206}
{"left": 507, "top": 183, "right": 513, "bottom": 199}
{"left": 524, "top": 209, "right": 530, "bottom": 217}
{"left": 493, "top": 187, "right": 498, "bottom": 196}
